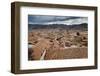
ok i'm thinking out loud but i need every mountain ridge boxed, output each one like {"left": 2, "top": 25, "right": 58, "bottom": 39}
{"left": 28, "top": 23, "right": 88, "bottom": 31}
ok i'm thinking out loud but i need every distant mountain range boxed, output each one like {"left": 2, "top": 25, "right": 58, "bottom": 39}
{"left": 28, "top": 23, "right": 88, "bottom": 31}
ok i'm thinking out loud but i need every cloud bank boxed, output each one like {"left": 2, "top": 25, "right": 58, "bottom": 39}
{"left": 28, "top": 15, "right": 88, "bottom": 25}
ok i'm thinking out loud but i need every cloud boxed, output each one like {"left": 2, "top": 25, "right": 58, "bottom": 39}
{"left": 28, "top": 15, "right": 88, "bottom": 25}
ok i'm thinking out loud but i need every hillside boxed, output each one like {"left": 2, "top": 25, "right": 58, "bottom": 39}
{"left": 28, "top": 23, "right": 87, "bottom": 31}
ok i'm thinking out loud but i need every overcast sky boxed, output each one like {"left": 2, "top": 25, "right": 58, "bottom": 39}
{"left": 28, "top": 15, "right": 88, "bottom": 25}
